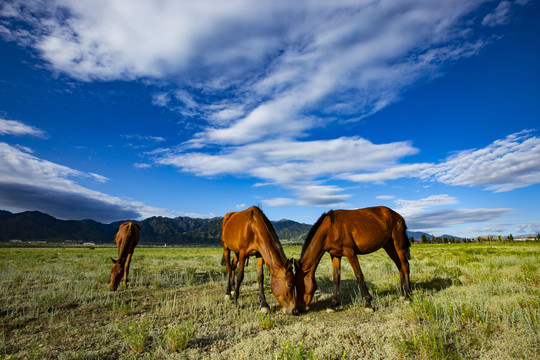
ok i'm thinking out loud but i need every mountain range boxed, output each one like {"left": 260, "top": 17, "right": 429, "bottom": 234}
{"left": 0, "top": 209, "right": 436, "bottom": 245}
{"left": 0, "top": 210, "right": 311, "bottom": 245}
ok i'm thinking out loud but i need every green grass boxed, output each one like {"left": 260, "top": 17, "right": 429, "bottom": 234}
{"left": 0, "top": 242, "right": 539, "bottom": 359}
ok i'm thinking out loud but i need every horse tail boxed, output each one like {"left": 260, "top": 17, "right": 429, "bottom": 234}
{"left": 393, "top": 213, "right": 410, "bottom": 260}
{"left": 402, "top": 220, "right": 411, "bottom": 260}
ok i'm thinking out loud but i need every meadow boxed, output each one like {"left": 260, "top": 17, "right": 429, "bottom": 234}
{"left": 0, "top": 242, "right": 539, "bottom": 359}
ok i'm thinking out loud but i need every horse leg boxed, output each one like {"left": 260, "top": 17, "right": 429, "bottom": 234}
{"left": 224, "top": 249, "right": 233, "bottom": 299}
{"left": 383, "top": 242, "right": 411, "bottom": 298}
{"left": 330, "top": 255, "right": 341, "bottom": 310}
{"left": 233, "top": 252, "right": 246, "bottom": 306}
{"left": 392, "top": 223, "right": 412, "bottom": 297}
{"left": 345, "top": 253, "right": 372, "bottom": 309}
{"left": 123, "top": 253, "right": 132, "bottom": 287}
{"left": 256, "top": 256, "right": 270, "bottom": 312}
{"left": 230, "top": 253, "right": 239, "bottom": 296}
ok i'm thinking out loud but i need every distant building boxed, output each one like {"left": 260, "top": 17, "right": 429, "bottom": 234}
{"left": 10, "top": 239, "right": 23, "bottom": 243}
{"left": 83, "top": 242, "right": 95, "bottom": 246}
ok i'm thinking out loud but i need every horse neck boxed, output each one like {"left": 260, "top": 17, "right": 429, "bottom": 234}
{"left": 256, "top": 235, "right": 286, "bottom": 275}
{"left": 300, "top": 231, "right": 327, "bottom": 275}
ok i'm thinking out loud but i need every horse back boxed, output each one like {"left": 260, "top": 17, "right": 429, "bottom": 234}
{"left": 332, "top": 207, "right": 400, "bottom": 254}
{"left": 221, "top": 208, "right": 256, "bottom": 252}
{"left": 221, "top": 206, "right": 269, "bottom": 254}
{"left": 116, "top": 222, "right": 140, "bottom": 258}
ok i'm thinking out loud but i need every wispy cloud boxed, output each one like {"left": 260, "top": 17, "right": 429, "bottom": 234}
{"left": 424, "top": 130, "right": 540, "bottom": 192}
{"left": 345, "top": 130, "right": 540, "bottom": 193}
{"left": 0, "top": 142, "right": 169, "bottom": 222}
{"left": 2, "top": 0, "right": 494, "bottom": 144}
{"left": 154, "top": 137, "right": 418, "bottom": 182}
{"left": 0, "top": 118, "right": 47, "bottom": 138}
{"left": 390, "top": 193, "right": 513, "bottom": 230}
{"left": 376, "top": 195, "right": 396, "bottom": 200}
{"left": 122, "top": 134, "right": 166, "bottom": 142}
{"left": 516, "top": 221, "right": 540, "bottom": 235}
{"left": 405, "top": 208, "right": 514, "bottom": 230}
{"left": 482, "top": 1, "right": 512, "bottom": 27}
{"left": 133, "top": 163, "right": 151, "bottom": 169}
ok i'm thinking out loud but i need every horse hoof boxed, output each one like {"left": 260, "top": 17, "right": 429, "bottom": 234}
{"left": 364, "top": 307, "right": 374, "bottom": 313}
{"left": 326, "top": 308, "right": 336, "bottom": 313}
{"left": 260, "top": 307, "right": 270, "bottom": 314}
{"left": 224, "top": 294, "right": 231, "bottom": 300}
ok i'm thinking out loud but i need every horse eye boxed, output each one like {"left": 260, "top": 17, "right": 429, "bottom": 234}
{"left": 287, "top": 283, "right": 293, "bottom": 288}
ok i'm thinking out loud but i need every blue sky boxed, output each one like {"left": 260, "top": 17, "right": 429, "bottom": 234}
{"left": 0, "top": 0, "right": 539, "bottom": 237}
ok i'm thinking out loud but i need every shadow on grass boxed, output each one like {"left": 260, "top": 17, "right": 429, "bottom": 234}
{"left": 303, "top": 277, "right": 454, "bottom": 313}
{"left": 413, "top": 277, "right": 453, "bottom": 292}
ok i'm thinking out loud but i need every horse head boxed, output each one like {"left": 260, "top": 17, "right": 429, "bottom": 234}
{"left": 270, "top": 258, "right": 298, "bottom": 315}
{"left": 294, "top": 259, "right": 317, "bottom": 312}
{"left": 109, "top": 257, "right": 124, "bottom": 291}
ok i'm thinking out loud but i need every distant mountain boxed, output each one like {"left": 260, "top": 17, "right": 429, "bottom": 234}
{"left": 406, "top": 231, "right": 432, "bottom": 241}
{"left": 273, "top": 219, "right": 312, "bottom": 243}
{"left": 0, "top": 210, "right": 310, "bottom": 246}
{"left": 0, "top": 209, "right": 443, "bottom": 245}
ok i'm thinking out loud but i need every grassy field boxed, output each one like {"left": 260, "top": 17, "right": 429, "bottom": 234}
{"left": 0, "top": 242, "right": 539, "bottom": 359}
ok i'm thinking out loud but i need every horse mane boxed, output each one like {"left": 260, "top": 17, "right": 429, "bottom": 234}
{"left": 300, "top": 211, "right": 333, "bottom": 261}
{"left": 252, "top": 207, "right": 288, "bottom": 261}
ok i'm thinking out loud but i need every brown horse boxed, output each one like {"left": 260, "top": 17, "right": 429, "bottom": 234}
{"left": 294, "top": 206, "right": 411, "bottom": 312}
{"left": 221, "top": 206, "right": 297, "bottom": 315}
{"left": 110, "top": 221, "right": 140, "bottom": 291}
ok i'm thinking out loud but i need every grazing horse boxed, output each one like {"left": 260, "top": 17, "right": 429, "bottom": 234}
{"left": 221, "top": 206, "right": 297, "bottom": 315}
{"left": 295, "top": 206, "right": 411, "bottom": 312}
{"left": 110, "top": 221, "right": 140, "bottom": 291}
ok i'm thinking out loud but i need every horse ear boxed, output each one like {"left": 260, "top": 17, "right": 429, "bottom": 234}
{"left": 110, "top": 257, "right": 117, "bottom": 264}
{"left": 286, "top": 258, "right": 294, "bottom": 269}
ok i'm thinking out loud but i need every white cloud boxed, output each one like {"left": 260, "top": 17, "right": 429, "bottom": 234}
{"left": 516, "top": 222, "right": 540, "bottom": 235}
{"left": 2, "top": 0, "right": 493, "bottom": 147}
{"left": 376, "top": 195, "right": 396, "bottom": 200}
{"left": 152, "top": 92, "right": 171, "bottom": 107}
{"left": 262, "top": 198, "right": 295, "bottom": 207}
{"left": 395, "top": 194, "right": 458, "bottom": 216}
{"left": 467, "top": 225, "right": 505, "bottom": 234}
{"left": 343, "top": 130, "right": 540, "bottom": 193}
{"left": 0, "top": 142, "right": 169, "bottom": 222}
{"left": 88, "top": 172, "right": 109, "bottom": 183}
{"left": 390, "top": 193, "right": 513, "bottom": 230}
{"left": 133, "top": 163, "right": 152, "bottom": 169}
{"left": 122, "top": 134, "right": 165, "bottom": 142}
{"left": 424, "top": 130, "right": 540, "bottom": 192}
{"left": 262, "top": 184, "right": 351, "bottom": 207}
{"left": 405, "top": 208, "right": 514, "bottom": 230}
{"left": 482, "top": 1, "right": 512, "bottom": 27}
{"left": 340, "top": 163, "right": 428, "bottom": 183}
{"left": 156, "top": 136, "right": 418, "bottom": 184}
{"left": 0, "top": 118, "right": 46, "bottom": 138}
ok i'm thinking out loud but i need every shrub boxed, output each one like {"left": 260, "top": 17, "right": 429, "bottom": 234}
{"left": 117, "top": 318, "right": 151, "bottom": 353}
{"left": 259, "top": 313, "right": 276, "bottom": 330}
{"left": 164, "top": 319, "right": 197, "bottom": 351}
{"left": 275, "top": 340, "right": 317, "bottom": 360}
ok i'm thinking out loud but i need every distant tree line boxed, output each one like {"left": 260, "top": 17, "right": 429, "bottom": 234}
{"left": 416, "top": 233, "right": 540, "bottom": 244}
